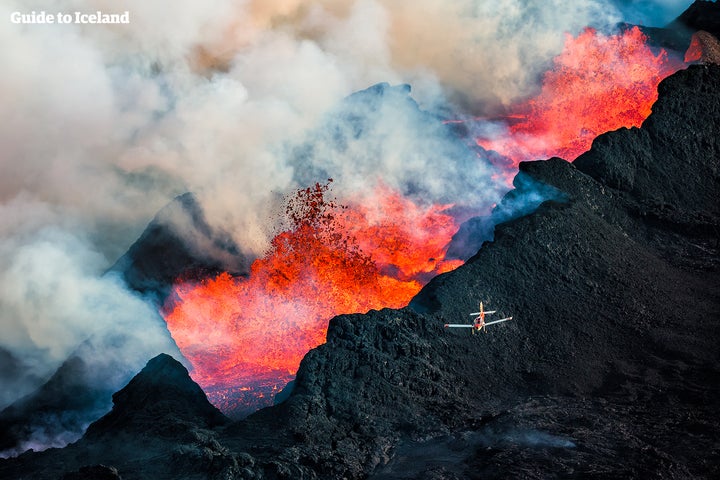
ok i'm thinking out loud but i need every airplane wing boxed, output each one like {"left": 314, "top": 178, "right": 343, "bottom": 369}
{"left": 482, "top": 317, "right": 513, "bottom": 326}
{"left": 444, "top": 324, "right": 474, "bottom": 328}
{"left": 470, "top": 310, "right": 496, "bottom": 316}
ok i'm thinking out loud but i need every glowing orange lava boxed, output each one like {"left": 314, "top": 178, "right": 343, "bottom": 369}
{"left": 162, "top": 181, "right": 461, "bottom": 416}
{"left": 162, "top": 26, "right": 686, "bottom": 417}
{"left": 477, "top": 26, "right": 683, "bottom": 164}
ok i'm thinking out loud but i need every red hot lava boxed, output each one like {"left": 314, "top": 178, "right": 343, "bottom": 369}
{"left": 162, "top": 181, "right": 462, "bottom": 416}
{"left": 477, "top": 26, "right": 684, "bottom": 165}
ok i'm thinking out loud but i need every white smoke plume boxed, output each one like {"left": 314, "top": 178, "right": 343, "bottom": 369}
{"left": 0, "top": 0, "right": 693, "bottom": 452}
{"left": 0, "top": 0, "right": 688, "bottom": 255}
{"left": 0, "top": 200, "right": 179, "bottom": 405}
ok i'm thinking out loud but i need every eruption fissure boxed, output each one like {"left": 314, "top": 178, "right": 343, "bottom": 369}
{"left": 163, "top": 180, "right": 461, "bottom": 416}
{"left": 476, "top": 26, "right": 684, "bottom": 164}
{"left": 161, "top": 26, "right": 690, "bottom": 418}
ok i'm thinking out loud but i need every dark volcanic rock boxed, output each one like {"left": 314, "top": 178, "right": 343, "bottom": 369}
{"left": 669, "top": 0, "right": 720, "bottom": 40}
{"left": 637, "top": 1, "right": 720, "bottom": 55}
{"left": 686, "top": 30, "right": 720, "bottom": 64}
{"left": 62, "top": 464, "right": 123, "bottom": 480}
{"left": 446, "top": 172, "right": 566, "bottom": 260}
{"left": 86, "top": 353, "right": 228, "bottom": 438}
{"left": 0, "top": 354, "right": 235, "bottom": 480}
{"left": 110, "top": 192, "right": 248, "bottom": 304}
{"left": 574, "top": 64, "right": 720, "bottom": 218}
{"left": 0, "top": 347, "right": 43, "bottom": 412}
{"left": 0, "top": 354, "right": 112, "bottom": 456}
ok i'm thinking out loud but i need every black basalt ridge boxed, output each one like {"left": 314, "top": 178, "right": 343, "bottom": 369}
{"left": 574, "top": 64, "right": 720, "bottom": 221}
{"left": 669, "top": 0, "right": 720, "bottom": 40}
{"left": 85, "top": 353, "right": 228, "bottom": 438}
{"left": 0, "top": 355, "right": 112, "bottom": 454}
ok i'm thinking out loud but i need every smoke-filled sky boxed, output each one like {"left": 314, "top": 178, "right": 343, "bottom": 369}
{"left": 612, "top": 0, "right": 695, "bottom": 25}
{"left": 0, "top": 0, "right": 694, "bottom": 433}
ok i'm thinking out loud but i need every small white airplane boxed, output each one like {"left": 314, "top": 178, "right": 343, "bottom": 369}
{"left": 444, "top": 301, "right": 513, "bottom": 334}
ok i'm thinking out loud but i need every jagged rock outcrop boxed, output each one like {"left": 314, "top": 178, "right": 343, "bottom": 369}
{"left": 85, "top": 353, "right": 228, "bottom": 438}
{"left": 0, "top": 354, "right": 236, "bottom": 480}
{"left": 574, "top": 64, "right": 720, "bottom": 219}
{"left": 685, "top": 30, "right": 720, "bottom": 63}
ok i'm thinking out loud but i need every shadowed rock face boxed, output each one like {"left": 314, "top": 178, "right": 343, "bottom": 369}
{"left": 85, "top": 353, "right": 228, "bottom": 439}
{"left": 574, "top": 64, "right": 720, "bottom": 218}
{"left": 670, "top": 0, "right": 720, "bottom": 40}
{"left": 110, "top": 192, "right": 248, "bottom": 305}
{"left": 1, "top": 355, "right": 233, "bottom": 480}
{"left": 1, "top": 63, "right": 719, "bottom": 480}
{"left": 639, "top": 1, "right": 720, "bottom": 53}
{"left": 0, "top": 353, "right": 115, "bottom": 456}
{"left": 62, "top": 464, "right": 123, "bottom": 480}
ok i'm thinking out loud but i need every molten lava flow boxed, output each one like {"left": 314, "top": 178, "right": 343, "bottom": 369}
{"left": 477, "top": 26, "right": 684, "bottom": 165}
{"left": 163, "top": 181, "right": 461, "bottom": 416}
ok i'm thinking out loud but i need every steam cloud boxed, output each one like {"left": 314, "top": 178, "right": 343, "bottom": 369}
{"left": 0, "top": 0, "right": 692, "bottom": 452}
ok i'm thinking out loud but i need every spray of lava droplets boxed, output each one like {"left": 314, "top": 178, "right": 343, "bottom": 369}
{"left": 477, "top": 26, "right": 684, "bottom": 165}
{"left": 163, "top": 180, "right": 462, "bottom": 415}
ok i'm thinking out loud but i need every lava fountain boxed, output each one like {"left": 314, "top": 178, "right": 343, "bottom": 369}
{"left": 162, "top": 26, "right": 687, "bottom": 418}
{"left": 163, "top": 180, "right": 462, "bottom": 416}
{"left": 477, "top": 26, "right": 684, "bottom": 165}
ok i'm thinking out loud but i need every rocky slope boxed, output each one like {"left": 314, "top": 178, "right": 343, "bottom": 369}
{"left": 1, "top": 354, "right": 233, "bottom": 480}
{"left": 670, "top": 0, "right": 720, "bottom": 40}
{"left": 0, "top": 354, "right": 112, "bottom": 456}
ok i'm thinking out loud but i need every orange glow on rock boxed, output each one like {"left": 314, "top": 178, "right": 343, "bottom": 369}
{"left": 477, "top": 26, "right": 683, "bottom": 164}
{"left": 685, "top": 33, "right": 704, "bottom": 63}
{"left": 162, "top": 181, "right": 461, "bottom": 416}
